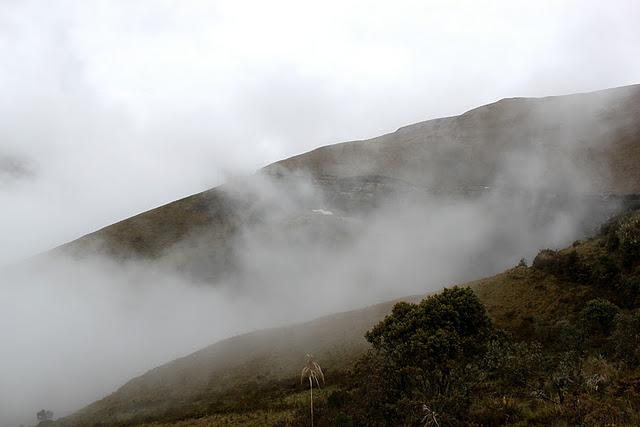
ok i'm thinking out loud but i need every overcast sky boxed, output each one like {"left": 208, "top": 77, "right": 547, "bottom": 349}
{"left": 1, "top": 0, "right": 639, "bottom": 264}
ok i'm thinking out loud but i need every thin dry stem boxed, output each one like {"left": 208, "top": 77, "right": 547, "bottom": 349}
{"left": 301, "top": 354, "right": 324, "bottom": 427}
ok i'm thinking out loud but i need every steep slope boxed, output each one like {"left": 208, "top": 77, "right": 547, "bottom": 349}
{"left": 54, "top": 85, "right": 640, "bottom": 262}
{"left": 60, "top": 295, "right": 423, "bottom": 426}
{"left": 59, "top": 206, "right": 640, "bottom": 427}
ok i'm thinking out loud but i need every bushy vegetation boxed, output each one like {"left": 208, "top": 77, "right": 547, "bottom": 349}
{"left": 318, "top": 297, "right": 640, "bottom": 425}
{"left": 353, "top": 287, "right": 494, "bottom": 425}
{"left": 310, "top": 209, "right": 640, "bottom": 426}
{"left": 532, "top": 210, "right": 640, "bottom": 309}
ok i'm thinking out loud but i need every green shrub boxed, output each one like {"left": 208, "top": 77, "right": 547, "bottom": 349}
{"left": 483, "top": 338, "right": 544, "bottom": 390}
{"left": 532, "top": 249, "right": 560, "bottom": 272}
{"left": 580, "top": 298, "right": 620, "bottom": 335}
{"left": 332, "top": 412, "right": 354, "bottom": 427}
{"left": 360, "top": 287, "right": 494, "bottom": 425}
{"left": 532, "top": 249, "right": 590, "bottom": 284}
{"left": 617, "top": 212, "right": 640, "bottom": 264}
{"left": 366, "top": 287, "right": 493, "bottom": 363}
{"left": 614, "top": 272, "right": 640, "bottom": 308}
{"left": 590, "top": 256, "right": 621, "bottom": 288}
{"left": 327, "top": 390, "right": 350, "bottom": 409}
{"left": 612, "top": 310, "right": 640, "bottom": 365}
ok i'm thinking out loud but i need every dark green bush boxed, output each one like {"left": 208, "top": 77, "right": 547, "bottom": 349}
{"left": 532, "top": 249, "right": 591, "bottom": 284}
{"left": 532, "top": 249, "right": 560, "bottom": 272}
{"left": 483, "top": 338, "right": 545, "bottom": 390}
{"left": 332, "top": 412, "right": 354, "bottom": 427}
{"left": 581, "top": 298, "right": 620, "bottom": 335}
{"left": 613, "top": 272, "right": 640, "bottom": 308}
{"left": 617, "top": 212, "right": 640, "bottom": 265}
{"left": 366, "top": 287, "right": 493, "bottom": 363}
{"left": 590, "top": 256, "right": 621, "bottom": 288}
{"left": 359, "top": 287, "right": 494, "bottom": 425}
{"left": 327, "top": 390, "right": 351, "bottom": 409}
{"left": 612, "top": 310, "right": 640, "bottom": 365}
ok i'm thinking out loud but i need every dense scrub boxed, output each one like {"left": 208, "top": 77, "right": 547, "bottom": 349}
{"left": 307, "top": 209, "right": 640, "bottom": 426}
{"left": 532, "top": 210, "right": 640, "bottom": 308}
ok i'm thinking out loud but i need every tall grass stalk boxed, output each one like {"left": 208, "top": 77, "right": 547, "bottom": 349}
{"left": 301, "top": 354, "right": 325, "bottom": 427}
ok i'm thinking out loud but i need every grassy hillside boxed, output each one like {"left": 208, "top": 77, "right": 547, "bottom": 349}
{"left": 57, "top": 206, "right": 640, "bottom": 426}
{"left": 59, "top": 296, "right": 422, "bottom": 426}
{"left": 329, "top": 208, "right": 640, "bottom": 426}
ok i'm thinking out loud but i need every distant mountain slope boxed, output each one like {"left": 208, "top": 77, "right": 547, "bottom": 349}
{"left": 264, "top": 84, "right": 640, "bottom": 194}
{"left": 54, "top": 84, "right": 640, "bottom": 262}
